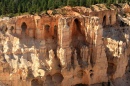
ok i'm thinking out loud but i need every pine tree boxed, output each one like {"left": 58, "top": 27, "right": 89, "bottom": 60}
{"left": 80, "top": 0, "right": 83, "bottom": 6}
{"left": 48, "top": 0, "right": 54, "bottom": 10}
{"left": 18, "top": 5, "right": 21, "bottom": 15}
{"left": 67, "top": 0, "right": 70, "bottom": 6}
{"left": 63, "top": 0, "right": 67, "bottom": 6}
{"left": 2, "top": 6, "right": 5, "bottom": 15}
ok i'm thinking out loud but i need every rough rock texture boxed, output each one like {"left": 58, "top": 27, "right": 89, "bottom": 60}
{"left": 0, "top": 3, "right": 130, "bottom": 86}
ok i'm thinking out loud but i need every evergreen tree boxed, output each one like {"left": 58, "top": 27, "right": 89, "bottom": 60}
{"left": 18, "top": 5, "right": 21, "bottom": 15}
{"left": 48, "top": 0, "right": 54, "bottom": 10}
{"left": 0, "top": 0, "right": 128, "bottom": 16}
{"left": 67, "top": 0, "right": 69, "bottom": 6}
{"left": 80, "top": 0, "right": 83, "bottom": 6}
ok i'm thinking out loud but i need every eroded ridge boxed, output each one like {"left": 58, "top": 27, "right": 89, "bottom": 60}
{"left": 0, "top": 3, "right": 129, "bottom": 86}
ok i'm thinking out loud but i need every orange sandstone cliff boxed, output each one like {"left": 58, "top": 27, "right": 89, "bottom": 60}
{"left": 0, "top": 3, "right": 129, "bottom": 86}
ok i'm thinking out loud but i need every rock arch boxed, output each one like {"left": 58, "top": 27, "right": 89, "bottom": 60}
{"left": 109, "top": 15, "right": 112, "bottom": 25}
{"left": 21, "top": 22, "right": 27, "bottom": 33}
{"left": 44, "top": 24, "right": 50, "bottom": 33}
{"left": 74, "top": 19, "right": 82, "bottom": 33}
{"left": 72, "top": 18, "right": 85, "bottom": 36}
{"left": 71, "top": 18, "right": 86, "bottom": 48}
{"left": 72, "top": 18, "right": 85, "bottom": 38}
{"left": 54, "top": 25, "right": 58, "bottom": 38}
{"left": 71, "top": 18, "right": 87, "bottom": 66}
{"left": 102, "top": 15, "right": 106, "bottom": 26}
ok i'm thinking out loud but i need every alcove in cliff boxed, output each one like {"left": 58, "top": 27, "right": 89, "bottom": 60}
{"left": 45, "top": 25, "right": 50, "bottom": 33}
{"left": 31, "top": 79, "right": 43, "bottom": 86}
{"left": 72, "top": 19, "right": 86, "bottom": 48}
{"left": 21, "top": 22, "right": 27, "bottom": 33}
{"left": 71, "top": 19, "right": 87, "bottom": 66}
{"left": 109, "top": 16, "right": 111, "bottom": 25}
{"left": 54, "top": 25, "right": 58, "bottom": 38}
{"left": 103, "top": 15, "right": 106, "bottom": 26}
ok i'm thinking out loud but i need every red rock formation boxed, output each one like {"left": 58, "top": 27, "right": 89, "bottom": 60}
{"left": 0, "top": 3, "right": 129, "bottom": 86}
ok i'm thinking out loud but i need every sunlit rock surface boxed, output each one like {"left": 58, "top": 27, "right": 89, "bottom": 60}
{"left": 0, "top": 3, "right": 130, "bottom": 86}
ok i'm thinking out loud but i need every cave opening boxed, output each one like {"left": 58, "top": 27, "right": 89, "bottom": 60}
{"left": 72, "top": 19, "right": 86, "bottom": 48}
{"left": 103, "top": 15, "right": 106, "bottom": 27}
{"left": 31, "top": 79, "right": 43, "bottom": 86}
{"left": 54, "top": 25, "right": 58, "bottom": 38}
{"left": 45, "top": 25, "right": 50, "bottom": 33}
{"left": 52, "top": 73, "right": 64, "bottom": 84}
{"left": 74, "top": 19, "right": 81, "bottom": 33}
{"left": 21, "top": 22, "right": 27, "bottom": 33}
{"left": 44, "top": 75, "right": 54, "bottom": 86}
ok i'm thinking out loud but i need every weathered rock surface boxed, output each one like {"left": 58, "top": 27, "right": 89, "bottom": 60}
{"left": 0, "top": 3, "right": 129, "bottom": 86}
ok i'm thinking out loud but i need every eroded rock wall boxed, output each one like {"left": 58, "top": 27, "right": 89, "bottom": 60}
{"left": 0, "top": 3, "right": 129, "bottom": 86}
